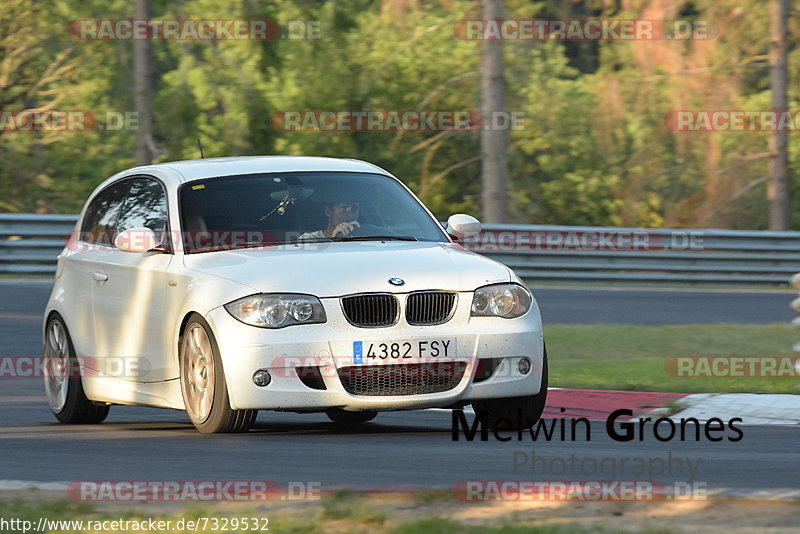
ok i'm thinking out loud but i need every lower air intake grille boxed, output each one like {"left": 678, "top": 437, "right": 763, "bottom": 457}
{"left": 341, "top": 294, "right": 399, "bottom": 327}
{"left": 296, "top": 367, "right": 327, "bottom": 390}
{"left": 338, "top": 362, "right": 467, "bottom": 396}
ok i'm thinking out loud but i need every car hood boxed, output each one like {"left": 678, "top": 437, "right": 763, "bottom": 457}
{"left": 183, "top": 241, "right": 512, "bottom": 297}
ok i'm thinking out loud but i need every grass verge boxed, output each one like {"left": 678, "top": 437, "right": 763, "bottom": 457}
{"left": 3, "top": 493, "right": 799, "bottom": 534}
{"left": 546, "top": 324, "right": 798, "bottom": 394}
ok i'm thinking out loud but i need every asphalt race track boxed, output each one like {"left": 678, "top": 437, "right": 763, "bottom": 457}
{"left": 0, "top": 280, "right": 797, "bottom": 498}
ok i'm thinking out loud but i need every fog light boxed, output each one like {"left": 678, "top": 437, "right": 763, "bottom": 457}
{"left": 253, "top": 369, "right": 272, "bottom": 387}
{"left": 518, "top": 357, "right": 531, "bottom": 375}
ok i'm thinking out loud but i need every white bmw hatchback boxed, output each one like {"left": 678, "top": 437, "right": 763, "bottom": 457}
{"left": 43, "top": 156, "right": 547, "bottom": 433}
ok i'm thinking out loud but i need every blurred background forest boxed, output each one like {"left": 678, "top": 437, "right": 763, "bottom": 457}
{"left": 1, "top": 0, "right": 798, "bottom": 229}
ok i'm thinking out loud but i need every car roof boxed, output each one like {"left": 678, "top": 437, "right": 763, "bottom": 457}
{"left": 121, "top": 156, "right": 392, "bottom": 185}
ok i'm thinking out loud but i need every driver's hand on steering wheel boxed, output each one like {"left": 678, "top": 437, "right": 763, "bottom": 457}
{"left": 331, "top": 221, "right": 360, "bottom": 238}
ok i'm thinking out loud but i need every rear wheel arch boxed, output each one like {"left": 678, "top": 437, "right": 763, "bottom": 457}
{"left": 43, "top": 312, "right": 109, "bottom": 424}
{"left": 43, "top": 310, "right": 84, "bottom": 366}
{"left": 44, "top": 310, "right": 65, "bottom": 342}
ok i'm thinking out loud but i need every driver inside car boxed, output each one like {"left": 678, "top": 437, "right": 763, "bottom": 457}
{"left": 299, "top": 201, "right": 361, "bottom": 239}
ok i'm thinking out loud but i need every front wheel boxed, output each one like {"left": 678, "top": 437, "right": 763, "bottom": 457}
{"left": 179, "top": 315, "right": 256, "bottom": 433}
{"left": 43, "top": 314, "right": 109, "bottom": 424}
{"left": 472, "top": 346, "right": 548, "bottom": 430}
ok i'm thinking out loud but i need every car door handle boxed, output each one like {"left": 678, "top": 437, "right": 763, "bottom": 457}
{"left": 92, "top": 272, "right": 109, "bottom": 282}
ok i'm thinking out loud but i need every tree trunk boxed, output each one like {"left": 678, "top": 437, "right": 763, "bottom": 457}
{"left": 134, "top": 0, "right": 155, "bottom": 165}
{"left": 480, "top": 0, "right": 511, "bottom": 223}
{"left": 769, "top": 0, "right": 790, "bottom": 230}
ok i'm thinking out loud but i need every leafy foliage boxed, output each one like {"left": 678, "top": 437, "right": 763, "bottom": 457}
{"left": 0, "top": 0, "right": 795, "bottom": 229}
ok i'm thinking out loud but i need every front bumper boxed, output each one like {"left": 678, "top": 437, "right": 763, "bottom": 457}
{"left": 206, "top": 293, "right": 544, "bottom": 411}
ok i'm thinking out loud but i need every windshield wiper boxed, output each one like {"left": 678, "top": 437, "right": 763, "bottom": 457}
{"left": 333, "top": 235, "right": 418, "bottom": 242}
{"left": 297, "top": 236, "right": 334, "bottom": 243}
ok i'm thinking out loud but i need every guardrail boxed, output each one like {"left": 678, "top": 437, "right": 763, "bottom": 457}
{"left": 792, "top": 274, "right": 800, "bottom": 351}
{"left": 464, "top": 225, "right": 800, "bottom": 286}
{"left": 0, "top": 214, "right": 80, "bottom": 275}
{"left": 1, "top": 214, "right": 799, "bottom": 287}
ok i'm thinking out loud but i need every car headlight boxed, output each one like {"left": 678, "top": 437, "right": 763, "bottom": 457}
{"left": 224, "top": 294, "right": 326, "bottom": 328}
{"left": 471, "top": 283, "right": 531, "bottom": 318}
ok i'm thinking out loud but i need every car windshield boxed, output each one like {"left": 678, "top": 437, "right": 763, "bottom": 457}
{"left": 179, "top": 171, "right": 448, "bottom": 253}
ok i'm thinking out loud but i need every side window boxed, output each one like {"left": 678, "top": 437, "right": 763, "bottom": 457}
{"left": 80, "top": 180, "right": 132, "bottom": 246}
{"left": 116, "top": 178, "right": 168, "bottom": 233}
{"left": 116, "top": 177, "right": 169, "bottom": 247}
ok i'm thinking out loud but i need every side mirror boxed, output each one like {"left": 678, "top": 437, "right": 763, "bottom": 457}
{"left": 115, "top": 227, "right": 161, "bottom": 253}
{"left": 446, "top": 214, "right": 481, "bottom": 240}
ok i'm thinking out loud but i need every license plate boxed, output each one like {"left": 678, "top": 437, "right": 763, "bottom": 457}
{"left": 352, "top": 339, "right": 455, "bottom": 364}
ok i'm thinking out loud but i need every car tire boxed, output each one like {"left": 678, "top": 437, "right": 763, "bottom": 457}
{"left": 325, "top": 408, "right": 378, "bottom": 425}
{"left": 471, "top": 344, "right": 548, "bottom": 430}
{"left": 43, "top": 314, "right": 109, "bottom": 424}
{"left": 179, "top": 314, "right": 257, "bottom": 433}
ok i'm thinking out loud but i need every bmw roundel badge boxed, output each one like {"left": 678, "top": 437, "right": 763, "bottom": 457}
{"left": 388, "top": 277, "right": 405, "bottom": 286}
